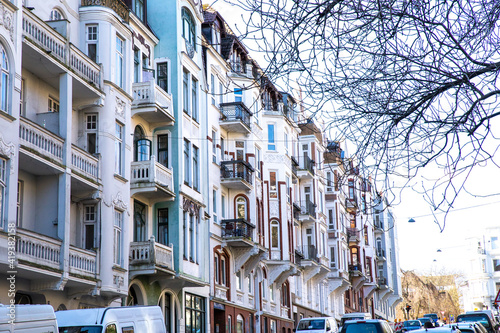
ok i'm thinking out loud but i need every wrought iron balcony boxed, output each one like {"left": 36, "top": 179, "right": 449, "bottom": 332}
{"left": 297, "top": 156, "right": 315, "bottom": 179}
{"left": 220, "top": 160, "right": 253, "bottom": 190}
{"left": 299, "top": 199, "right": 316, "bottom": 220}
{"left": 219, "top": 102, "right": 252, "bottom": 133}
{"left": 220, "top": 218, "right": 255, "bottom": 247}
{"left": 345, "top": 196, "right": 358, "bottom": 213}
{"left": 347, "top": 227, "right": 360, "bottom": 243}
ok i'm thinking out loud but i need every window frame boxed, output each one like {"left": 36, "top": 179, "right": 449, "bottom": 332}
{"left": 115, "top": 35, "right": 125, "bottom": 88}
{"left": 267, "top": 124, "right": 276, "bottom": 150}
{"left": 157, "top": 208, "right": 169, "bottom": 245}
{"left": 181, "top": 8, "right": 196, "bottom": 52}
{"left": 114, "top": 121, "right": 124, "bottom": 176}
{"left": 86, "top": 24, "right": 98, "bottom": 63}
{"left": 113, "top": 209, "right": 124, "bottom": 266}
{"left": 83, "top": 204, "right": 97, "bottom": 250}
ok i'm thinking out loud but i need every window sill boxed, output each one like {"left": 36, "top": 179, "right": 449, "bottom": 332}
{"left": 114, "top": 173, "right": 128, "bottom": 183}
{"left": 0, "top": 109, "right": 15, "bottom": 122}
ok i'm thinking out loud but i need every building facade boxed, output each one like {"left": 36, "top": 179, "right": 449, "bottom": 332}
{"left": 0, "top": 0, "right": 402, "bottom": 331}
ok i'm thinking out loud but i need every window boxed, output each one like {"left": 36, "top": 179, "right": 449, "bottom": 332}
{"left": 157, "top": 134, "right": 169, "bottom": 167}
{"left": 192, "top": 77, "right": 198, "bottom": 122}
{"left": 133, "top": 201, "right": 147, "bottom": 242}
{"left": 219, "top": 82, "right": 223, "bottom": 106}
{"left": 270, "top": 320, "right": 277, "bottom": 333}
{"left": 134, "top": 48, "right": 140, "bottom": 83}
{"left": 210, "top": 74, "right": 215, "bottom": 105}
{"left": 185, "top": 293, "right": 205, "bottom": 333}
{"left": 189, "top": 214, "right": 195, "bottom": 261}
{"left": 113, "top": 210, "right": 123, "bottom": 266}
{"left": 236, "top": 197, "right": 247, "bottom": 220}
{"left": 220, "top": 136, "right": 225, "bottom": 161}
{"left": 0, "top": 46, "right": 7, "bottom": 112}
{"left": 228, "top": 316, "right": 232, "bottom": 333}
{"left": 330, "top": 247, "right": 336, "bottom": 268}
{"left": 105, "top": 324, "right": 117, "bottom": 333}
{"left": 348, "top": 179, "right": 355, "bottom": 199}
{"left": 271, "top": 220, "right": 279, "bottom": 249}
{"left": 326, "top": 172, "right": 333, "bottom": 192}
{"left": 114, "top": 122, "right": 124, "bottom": 175}
{"left": 493, "top": 259, "right": 500, "bottom": 272}
{"left": 131, "top": 128, "right": 149, "bottom": 162}
{"left": 319, "top": 190, "right": 324, "bottom": 214}
{"left": 84, "top": 205, "right": 96, "bottom": 250}
{"left": 212, "top": 130, "right": 217, "bottom": 163}
{"left": 86, "top": 114, "right": 98, "bottom": 154}
{"left": 157, "top": 62, "right": 168, "bottom": 92}
{"left": 0, "top": 158, "right": 6, "bottom": 226}
{"left": 86, "top": 25, "right": 98, "bottom": 63}
{"left": 16, "top": 181, "right": 23, "bottom": 227}
{"left": 255, "top": 147, "right": 261, "bottom": 178}
{"left": 247, "top": 274, "right": 253, "bottom": 294}
{"left": 212, "top": 189, "right": 217, "bottom": 223}
{"left": 158, "top": 208, "right": 168, "bottom": 245}
{"left": 269, "top": 171, "right": 277, "bottom": 198}
{"left": 328, "top": 209, "right": 334, "bottom": 229}
{"left": 193, "top": 145, "right": 199, "bottom": 191}
{"left": 132, "top": 0, "right": 144, "bottom": 21}
{"left": 183, "top": 211, "right": 188, "bottom": 259}
{"left": 221, "top": 194, "right": 226, "bottom": 219}
{"left": 214, "top": 253, "right": 220, "bottom": 284}
{"left": 268, "top": 124, "right": 276, "bottom": 150}
{"left": 49, "top": 8, "right": 63, "bottom": 20}
{"left": 236, "top": 270, "right": 242, "bottom": 290}
{"left": 115, "top": 35, "right": 124, "bottom": 88}
{"left": 183, "top": 69, "right": 189, "bottom": 114}
{"left": 492, "top": 237, "right": 499, "bottom": 250}
{"left": 234, "top": 88, "right": 242, "bottom": 102}
{"left": 221, "top": 256, "right": 226, "bottom": 285}
{"left": 284, "top": 131, "right": 289, "bottom": 155}
{"left": 236, "top": 315, "right": 244, "bottom": 333}
{"left": 48, "top": 97, "right": 59, "bottom": 112}
{"left": 182, "top": 8, "right": 196, "bottom": 52}
{"left": 19, "top": 79, "right": 25, "bottom": 117}
{"left": 184, "top": 139, "right": 191, "bottom": 185}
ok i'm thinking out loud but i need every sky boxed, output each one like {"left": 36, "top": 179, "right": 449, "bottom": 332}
{"left": 211, "top": 0, "right": 500, "bottom": 275}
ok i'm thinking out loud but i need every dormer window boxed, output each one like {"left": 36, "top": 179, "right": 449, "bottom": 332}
{"left": 182, "top": 8, "right": 196, "bottom": 53}
{"left": 132, "top": 0, "right": 145, "bottom": 21}
{"left": 49, "top": 9, "right": 63, "bottom": 21}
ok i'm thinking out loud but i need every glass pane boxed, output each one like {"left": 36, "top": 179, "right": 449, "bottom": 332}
{"left": 136, "top": 139, "right": 151, "bottom": 161}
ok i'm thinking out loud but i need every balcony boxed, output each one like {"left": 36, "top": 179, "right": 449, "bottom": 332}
{"left": 347, "top": 227, "right": 360, "bottom": 244}
{"left": 22, "top": 8, "right": 102, "bottom": 99}
{"left": 297, "top": 156, "right": 315, "bottom": 179}
{"left": 130, "top": 157, "right": 175, "bottom": 201}
{"left": 377, "top": 277, "right": 388, "bottom": 288}
{"left": 376, "top": 248, "right": 386, "bottom": 261}
{"left": 220, "top": 218, "right": 255, "bottom": 247}
{"left": 71, "top": 144, "right": 100, "bottom": 188}
{"left": 220, "top": 160, "right": 254, "bottom": 190}
{"left": 299, "top": 200, "right": 316, "bottom": 222}
{"left": 219, "top": 102, "right": 252, "bottom": 134}
{"left": 80, "top": 0, "right": 129, "bottom": 23}
{"left": 69, "top": 246, "right": 98, "bottom": 280}
{"left": 132, "top": 80, "right": 175, "bottom": 126}
{"left": 291, "top": 156, "right": 299, "bottom": 181}
{"left": 16, "top": 228, "right": 62, "bottom": 272}
{"left": 129, "top": 237, "right": 174, "bottom": 277}
{"left": 345, "top": 196, "right": 358, "bottom": 213}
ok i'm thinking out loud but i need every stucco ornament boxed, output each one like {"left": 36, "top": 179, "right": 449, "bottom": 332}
{"left": 0, "top": 134, "right": 15, "bottom": 159}
{"left": 0, "top": 3, "right": 14, "bottom": 42}
{"left": 115, "top": 97, "right": 126, "bottom": 118}
{"left": 104, "top": 192, "right": 128, "bottom": 213}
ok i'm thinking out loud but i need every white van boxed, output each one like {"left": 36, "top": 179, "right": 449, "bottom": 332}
{"left": 340, "top": 313, "right": 372, "bottom": 327}
{"left": 296, "top": 317, "right": 338, "bottom": 333}
{"left": 0, "top": 304, "right": 58, "bottom": 333}
{"left": 56, "top": 306, "right": 166, "bottom": 333}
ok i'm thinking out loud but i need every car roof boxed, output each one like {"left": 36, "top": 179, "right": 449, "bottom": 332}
{"left": 344, "top": 319, "right": 386, "bottom": 324}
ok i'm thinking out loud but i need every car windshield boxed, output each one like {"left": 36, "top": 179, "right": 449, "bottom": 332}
{"left": 345, "top": 323, "right": 379, "bottom": 333}
{"left": 298, "top": 320, "right": 325, "bottom": 330}
{"left": 59, "top": 326, "right": 103, "bottom": 333}
{"left": 457, "top": 316, "right": 490, "bottom": 328}
{"left": 419, "top": 318, "right": 431, "bottom": 323}
{"left": 405, "top": 321, "right": 421, "bottom": 327}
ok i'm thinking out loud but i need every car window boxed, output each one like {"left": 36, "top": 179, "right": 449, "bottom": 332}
{"left": 298, "top": 320, "right": 326, "bottom": 330}
{"left": 457, "top": 316, "right": 491, "bottom": 328}
{"left": 345, "top": 323, "right": 379, "bottom": 333}
{"left": 59, "top": 326, "right": 103, "bottom": 333}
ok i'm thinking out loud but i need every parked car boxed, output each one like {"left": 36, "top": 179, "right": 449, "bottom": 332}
{"left": 339, "top": 319, "right": 393, "bottom": 333}
{"left": 418, "top": 318, "right": 434, "bottom": 327}
{"left": 0, "top": 304, "right": 58, "bottom": 333}
{"left": 411, "top": 327, "right": 461, "bottom": 333}
{"left": 295, "top": 317, "right": 338, "bottom": 333}
{"left": 456, "top": 313, "right": 499, "bottom": 333}
{"left": 466, "top": 311, "right": 499, "bottom": 326}
{"left": 424, "top": 314, "right": 440, "bottom": 327}
{"left": 443, "top": 323, "right": 487, "bottom": 333}
{"left": 403, "top": 320, "right": 423, "bottom": 332}
{"left": 340, "top": 313, "right": 373, "bottom": 327}
{"left": 56, "top": 306, "right": 166, "bottom": 333}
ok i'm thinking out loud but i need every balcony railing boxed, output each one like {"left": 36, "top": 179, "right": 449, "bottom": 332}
{"left": 346, "top": 196, "right": 358, "bottom": 212}
{"left": 291, "top": 156, "right": 299, "bottom": 177}
{"left": 220, "top": 160, "right": 253, "bottom": 185}
{"left": 129, "top": 238, "right": 174, "bottom": 271}
{"left": 219, "top": 102, "right": 252, "bottom": 130}
{"left": 81, "top": 0, "right": 130, "bottom": 23}
{"left": 230, "top": 60, "right": 244, "bottom": 74}
{"left": 71, "top": 144, "right": 99, "bottom": 181}
{"left": 301, "top": 244, "right": 318, "bottom": 261}
{"left": 132, "top": 80, "right": 174, "bottom": 123}
{"left": 347, "top": 227, "right": 360, "bottom": 239}
{"left": 348, "top": 264, "right": 362, "bottom": 272}
{"left": 131, "top": 157, "right": 173, "bottom": 190}
{"left": 301, "top": 199, "right": 316, "bottom": 217}
{"left": 16, "top": 229, "right": 61, "bottom": 271}
{"left": 19, "top": 117, "right": 64, "bottom": 165}
{"left": 69, "top": 246, "right": 97, "bottom": 278}
{"left": 22, "top": 8, "right": 102, "bottom": 88}
{"left": 221, "top": 218, "right": 254, "bottom": 241}
{"left": 377, "top": 277, "right": 387, "bottom": 286}
{"left": 299, "top": 156, "right": 315, "bottom": 176}
{"left": 376, "top": 248, "right": 386, "bottom": 258}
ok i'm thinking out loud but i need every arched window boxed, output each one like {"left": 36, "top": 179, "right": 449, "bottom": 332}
{"left": 182, "top": 8, "right": 196, "bottom": 52}
{"left": 271, "top": 220, "right": 279, "bottom": 249}
{"left": 49, "top": 8, "right": 64, "bottom": 21}
{"left": 0, "top": 45, "right": 9, "bottom": 112}
{"left": 236, "top": 315, "right": 244, "bottom": 333}
{"left": 158, "top": 292, "right": 176, "bottom": 333}
{"left": 134, "top": 126, "right": 151, "bottom": 161}
{"left": 236, "top": 197, "right": 247, "bottom": 220}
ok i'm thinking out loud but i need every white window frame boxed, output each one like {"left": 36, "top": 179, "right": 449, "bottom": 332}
{"left": 0, "top": 45, "right": 8, "bottom": 113}
{"left": 114, "top": 122, "right": 124, "bottom": 176}
{"left": 83, "top": 205, "right": 97, "bottom": 250}
{"left": 212, "top": 130, "right": 217, "bottom": 163}
{"left": 86, "top": 24, "right": 98, "bottom": 63}
{"left": 184, "top": 139, "right": 191, "bottom": 186}
{"left": 48, "top": 96, "right": 59, "bottom": 112}
{"left": 267, "top": 123, "right": 276, "bottom": 151}
{"left": 212, "top": 188, "right": 218, "bottom": 223}
{"left": 16, "top": 180, "right": 23, "bottom": 227}
{"left": 85, "top": 113, "right": 98, "bottom": 154}
{"left": 113, "top": 209, "right": 123, "bottom": 266}
{"left": 269, "top": 171, "right": 277, "bottom": 199}
{"left": 221, "top": 193, "right": 226, "bottom": 219}
{"left": 115, "top": 35, "right": 124, "bottom": 88}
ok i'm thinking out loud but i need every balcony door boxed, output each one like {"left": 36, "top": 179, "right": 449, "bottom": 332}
{"left": 134, "top": 200, "right": 147, "bottom": 242}
{"left": 134, "top": 126, "right": 151, "bottom": 162}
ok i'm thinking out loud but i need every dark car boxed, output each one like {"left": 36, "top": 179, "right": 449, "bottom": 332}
{"left": 424, "top": 314, "right": 440, "bottom": 326}
{"left": 418, "top": 318, "right": 434, "bottom": 327}
{"left": 456, "top": 313, "right": 499, "bottom": 333}
{"left": 340, "top": 320, "right": 394, "bottom": 333}
{"left": 403, "top": 320, "right": 423, "bottom": 332}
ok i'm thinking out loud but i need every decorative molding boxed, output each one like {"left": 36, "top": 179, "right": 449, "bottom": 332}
{"left": 115, "top": 97, "right": 126, "bottom": 118}
{"left": 251, "top": 123, "right": 263, "bottom": 139}
{"left": 0, "top": 3, "right": 14, "bottom": 42}
{"left": 183, "top": 197, "right": 201, "bottom": 218}
{"left": 264, "top": 153, "right": 292, "bottom": 170}
{"left": 104, "top": 192, "right": 128, "bottom": 212}
{"left": 269, "top": 201, "right": 279, "bottom": 219}
{"left": 0, "top": 134, "right": 15, "bottom": 159}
